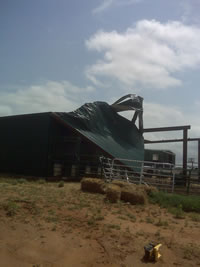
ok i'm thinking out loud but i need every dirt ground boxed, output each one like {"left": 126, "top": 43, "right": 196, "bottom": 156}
{"left": 0, "top": 179, "right": 200, "bottom": 267}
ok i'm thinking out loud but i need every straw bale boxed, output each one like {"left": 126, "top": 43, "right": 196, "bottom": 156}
{"left": 138, "top": 184, "right": 158, "bottom": 195}
{"left": 81, "top": 178, "right": 106, "bottom": 194}
{"left": 112, "top": 180, "right": 129, "bottom": 188}
{"left": 121, "top": 187, "right": 147, "bottom": 205}
{"left": 112, "top": 180, "right": 139, "bottom": 191}
{"left": 106, "top": 184, "right": 121, "bottom": 203}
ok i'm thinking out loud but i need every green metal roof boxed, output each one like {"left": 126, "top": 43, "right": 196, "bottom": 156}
{"left": 52, "top": 101, "right": 144, "bottom": 161}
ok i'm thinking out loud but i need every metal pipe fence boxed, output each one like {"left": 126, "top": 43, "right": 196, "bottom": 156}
{"left": 51, "top": 155, "right": 200, "bottom": 195}
{"left": 100, "top": 157, "right": 175, "bottom": 192}
{"left": 100, "top": 157, "right": 200, "bottom": 195}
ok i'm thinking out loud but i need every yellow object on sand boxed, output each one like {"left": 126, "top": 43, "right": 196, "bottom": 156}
{"left": 154, "top": 243, "right": 162, "bottom": 261}
{"left": 144, "top": 242, "right": 162, "bottom": 262}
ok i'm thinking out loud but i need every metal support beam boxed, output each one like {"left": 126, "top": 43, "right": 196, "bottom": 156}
{"left": 143, "top": 125, "right": 191, "bottom": 133}
{"left": 183, "top": 129, "right": 188, "bottom": 180}
{"left": 198, "top": 140, "right": 200, "bottom": 180}
{"left": 144, "top": 137, "right": 200, "bottom": 144}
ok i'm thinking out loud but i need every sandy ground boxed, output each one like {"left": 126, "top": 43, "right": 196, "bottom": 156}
{"left": 0, "top": 180, "right": 200, "bottom": 267}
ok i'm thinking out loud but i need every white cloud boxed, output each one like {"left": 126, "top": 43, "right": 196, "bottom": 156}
{"left": 86, "top": 20, "right": 200, "bottom": 89}
{"left": 0, "top": 80, "right": 95, "bottom": 116}
{"left": 93, "top": 0, "right": 114, "bottom": 14}
{"left": 144, "top": 102, "right": 184, "bottom": 130}
{"left": 93, "top": 0, "right": 142, "bottom": 14}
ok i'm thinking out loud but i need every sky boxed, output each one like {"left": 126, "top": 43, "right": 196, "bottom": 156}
{"left": 1, "top": 0, "right": 200, "bottom": 164}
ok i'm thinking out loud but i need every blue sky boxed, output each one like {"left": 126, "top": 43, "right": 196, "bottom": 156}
{"left": 1, "top": 0, "right": 200, "bottom": 163}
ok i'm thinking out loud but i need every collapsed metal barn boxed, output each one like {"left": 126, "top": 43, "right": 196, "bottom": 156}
{"left": 0, "top": 96, "right": 144, "bottom": 177}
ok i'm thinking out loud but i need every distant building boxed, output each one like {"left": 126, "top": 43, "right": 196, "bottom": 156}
{"left": 144, "top": 149, "right": 175, "bottom": 166}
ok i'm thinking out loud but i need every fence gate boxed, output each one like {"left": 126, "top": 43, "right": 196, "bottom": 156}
{"left": 100, "top": 157, "right": 175, "bottom": 193}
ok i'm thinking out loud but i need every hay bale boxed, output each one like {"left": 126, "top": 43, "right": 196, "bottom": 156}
{"left": 112, "top": 180, "right": 138, "bottom": 191}
{"left": 121, "top": 187, "right": 147, "bottom": 205}
{"left": 112, "top": 180, "right": 129, "bottom": 188}
{"left": 81, "top": 178, "right": 106, "bottom": 194}
{"left": 138, "top": 184, "right": 158, "bottom": 195}
{"left": 111, "top": 181, "right": 148, "bottom": 204}
{"left": 106, "top": 184, "right": 121, "bottom": 203}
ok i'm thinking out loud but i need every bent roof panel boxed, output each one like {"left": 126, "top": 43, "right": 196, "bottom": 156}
{"left": 53, "top": 101, "right": 144, "bottom": 161}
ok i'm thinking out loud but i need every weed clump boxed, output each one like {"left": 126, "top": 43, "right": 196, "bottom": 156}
{"left": 146, "top": 216, "right": 154, "bottom": 224}
{"left": 169, "top": 205, "right": 185, "bottom": 219}
{"left": 3, "top": 201, "right": 19, "bottom": 216}
{"left": 190, "top": 213, "right": 200, "bottom": 222}
{"left": 37, "top": 179, "right": 46, "bottom": 184}
{"left": 182, "top": 244, "right": 200, "bottom": 260}
{"left": 58, "top": 181, "right": 64, "bottom": 188}
{"left": 18, "top": 178, "right": 27, "bottom": 184}
{"left": 155, "top": 218, "right": 169, "bottom": 227}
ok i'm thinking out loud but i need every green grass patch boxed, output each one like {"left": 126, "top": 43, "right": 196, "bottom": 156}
{"left": 169, "top": 206, "right": 185, "bottom": 219}
{"left": 149, "top": 191, "right": 200, "bottom": 213}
